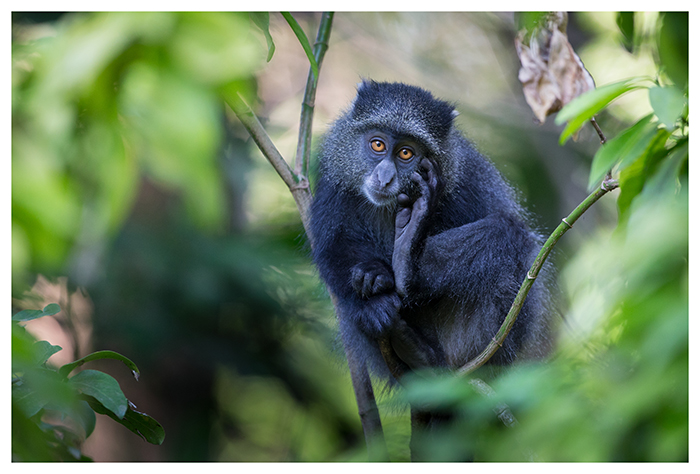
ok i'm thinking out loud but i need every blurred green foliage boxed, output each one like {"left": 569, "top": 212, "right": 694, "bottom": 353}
{"left": 403, "top": 11, "right": 688, "bottom": 462}
{"left": 12, "top": 12, "right": 260, "bottom": 290}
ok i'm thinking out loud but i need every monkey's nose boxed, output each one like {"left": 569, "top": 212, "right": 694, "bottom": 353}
{"left": 377, "top": 168, "right": 395, "bottom": 188}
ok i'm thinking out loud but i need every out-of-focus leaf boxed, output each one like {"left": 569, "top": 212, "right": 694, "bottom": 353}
{"left": 658, "top": 12, "right": 688, "bottom": 89}
{"left": 119, "top": 64, "right": 226, "bottom": 230}
{"left": 169, "top": 12, "right": 259, "bottom": 86}
{"left": 616, "top": 12, "right": 635, "bottom": 52}
{"left": 587, "top": 114, "right": 655, "bottom": 189}
{"left": 86, "top": 396, "right": 165, "bottom": 445}
{"left": 12, "top": 303, "right": 61, "bottom": 322}
{"left": 556, "top": 77, "right": 651, "bottom": 144}
{"left": 13, "top": 368, "right": 74, "bottom": 418}
{"left": 32, "top": 341, "right": 63, "bottom": 366}
{"left": 250, "top": 12, "right": 276, "bottom": 62}
{"left": 68, "top": 369, "right": 128, "bottom": 419}
{"left": 515, "top": 12, "right": 595, "bottom": 125}
{"left": 642, "top": 140, "right": 688, "bottom": 196}
{"left": 281, "top": 12, "right": 319, "bottom": 79}
{"left": 59, "top": 350, "right": 140, "bottom": 380}
{"left": 649, "top": 85, "right": 687, "bottom": 130}
{"left": 616, "top": 127, "right": 672, "bottom": 219}
{"left": 73, "top": 400, "right": 97, "bottom": 439}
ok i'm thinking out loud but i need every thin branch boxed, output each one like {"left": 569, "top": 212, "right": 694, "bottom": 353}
{"left": 590, "top": 117, "right": 607, "bottom": 144}
{"left": 227, "top": 92, "right": 313, "bottom": 230}
{"left": 457, "top": 176, "right": 619, "bottom": 376}
{"left": 294, "top": 12, "right": 334, "bottom": 178}
{"left": 227, "top": 92, "right": 295, "bottom": 189}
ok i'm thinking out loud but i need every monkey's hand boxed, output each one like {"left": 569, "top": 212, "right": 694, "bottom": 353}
{"left": 350, "top": 260, "right": 400, "bottom": 335}
{"left": 357, "top": 292, "right": 401, "bottom": 336}
{"left": 351, "top": 260, "right": 395, "bottom": 299}
{"left": 393, "top": 158, "right": 439, "bottom": 297}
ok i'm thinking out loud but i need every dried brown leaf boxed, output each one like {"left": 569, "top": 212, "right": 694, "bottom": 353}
{"left": 515, "top": 12, "right": 595, "bottom": 124}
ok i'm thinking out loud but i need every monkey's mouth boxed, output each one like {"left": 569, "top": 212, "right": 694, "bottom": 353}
{"left": 363, "top": 185, "right": 398, "bottom": 207}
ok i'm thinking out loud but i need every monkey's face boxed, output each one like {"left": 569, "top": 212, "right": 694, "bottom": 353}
{"left": 360, "top": 130, "right": 424, "bottom": 207}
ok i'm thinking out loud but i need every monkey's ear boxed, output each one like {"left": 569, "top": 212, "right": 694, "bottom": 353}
{"left": 357, "top": 79, "right": 371, "bottom": 91}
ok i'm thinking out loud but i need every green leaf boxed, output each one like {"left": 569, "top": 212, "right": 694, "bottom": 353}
{"left": 658, "top": 12, "right": 688, "bottom": 89}
{"left": 250, "top": 12, "right": 276, "bottom": 62}
{"left": 555, "top": 77, "right": 652, "bottom": 144}
{"left": 12, "top": 303, "right": 61, "bottom": 322}
{"left": 59, "top": 350, "right": 140, "bottom": 380}
{"left": 73, "top": 400, "right": 98, "bottom": 439}
{"left": 642, "top": 140, "right": 688, "bottom": 196}
{"left": 588, "top": 114, "right": 656, "bottom": 189}
{"left": 85, "top": 396, "right": 166, "bottom": 445}
{"left": 32, "top": 341, "right": 63, "bottom": 366}
{"left": 616, "top": 12, "right": 635, "bottom": 52}
{"left": 649, "top": 86, "right": 687, "bottom": 130}
{"left": 12, "top": 368, "right": 73, "bottom": 418}
{"left": 68, "top": 370, "right": 128, "bottom": 419}
{"left": 617, "top": 128, "right": 672, "bottom": 219}
{"left": 281, "top": 12, "right": 319, "bottom": 79}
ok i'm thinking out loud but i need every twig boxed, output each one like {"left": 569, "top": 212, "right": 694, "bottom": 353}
{"left": 590, "top": 117, "right": 607, "bottom": 144}
{"left": 457, "top": 177, "right": 619, "bottom": 376}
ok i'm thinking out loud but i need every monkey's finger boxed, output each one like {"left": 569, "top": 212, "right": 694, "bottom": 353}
{"left": 362, "top": 273, "right": 377, "bottom": 299}
{"left": 411, "top": 170, "right": 431, "bottom": 198}
{"left": 396, "top": 207, "right": 412, "bottom": 229}
{"left": 420, "top": 159, "right": 438, "bottom": 190}
{"left": 397, "top": 193, "right": 412, "bottom": 207}
{"left": 373, "top": 274, "right": 394, "bottom": 294}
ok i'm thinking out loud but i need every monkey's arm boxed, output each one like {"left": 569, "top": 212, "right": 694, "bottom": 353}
{"left": 416, "top": 214, "right": 534, "bottom": 300}
{"left": 311, "top": 187, "right": 401, "bottom": 336}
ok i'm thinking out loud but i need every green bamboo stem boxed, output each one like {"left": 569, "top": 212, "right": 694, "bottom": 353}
{"left": 457, "top": 177, "right": 619, "bottom": 376}
{"left": 294, "top": 12, "right": 334, "bottom": 179}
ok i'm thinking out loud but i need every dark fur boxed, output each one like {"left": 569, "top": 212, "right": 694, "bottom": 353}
{"left": 310, "top": 81, "right": 552, "bottom": 381}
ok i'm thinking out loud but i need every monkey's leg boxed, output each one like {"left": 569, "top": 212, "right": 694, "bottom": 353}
{"left": 389, "top": 319, "right": 439, "bottom": 372}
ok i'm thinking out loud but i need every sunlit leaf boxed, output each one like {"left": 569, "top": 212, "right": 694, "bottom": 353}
{"left": 555, "top": 77, "right": 652, "bottom": 144}
{"left": 168, "top": 12, "right": 260, "bottom": 85}
{"left": 12, "top": 303, "right": 61, "bottom": 322}
{"left": 68, "top": 370, "right": 128, "bottom": 419}
{"left": 649, "top": 85, "right": 687, "bottom": 130}
{"left": 587, "top": 114, "right": 655, "bottom": 189}
{"left": 281, "top": 12, "right": 319, "bottom": 79}
{"left": 59, "top": 350, "right": 140, "bottom": 380}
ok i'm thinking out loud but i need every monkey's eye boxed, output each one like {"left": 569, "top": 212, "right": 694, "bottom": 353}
{"left": 370, "top": 139, "right": 386, "bottom": 153}
{"left": 397, "top": 147, "right": 414, "bottom": 161}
